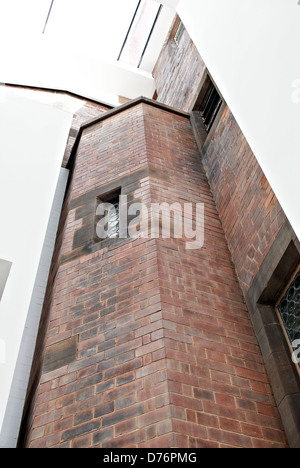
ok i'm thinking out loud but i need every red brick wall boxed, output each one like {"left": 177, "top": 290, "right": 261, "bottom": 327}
{"left": 142, "top": 104, "right": 287, "bottom": 448}
{"left": 153, "top": 22, "right": 288, "bottom": 298}
{"left": 201, "top": 107, "right": 287, "bottom": 296}
{"left": 24, "top": 101, "right": 287, "bottom": 448}
{"left": 153, "top": 18, "right": 206, "bottom": 113}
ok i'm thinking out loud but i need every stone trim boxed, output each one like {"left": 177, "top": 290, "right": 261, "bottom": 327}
{"left": 246, "top": 220, "right": 300, "bottom": 448}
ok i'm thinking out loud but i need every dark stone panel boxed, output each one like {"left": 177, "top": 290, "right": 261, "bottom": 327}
{"left": 42, "top": 336, "right": 78, "bottom": 374}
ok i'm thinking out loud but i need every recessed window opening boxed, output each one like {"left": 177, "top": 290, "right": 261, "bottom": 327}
{"left": 117, "top": 0, "right": 163, "bottom": 69}
{"left": 174, "top": 21, "right": 185, "bottom": 45}
{"left": 170, "top": 16, "right": 185, "bottom": 45}
{"left": 105, "top": 197, "right": 120, "bottom": 240}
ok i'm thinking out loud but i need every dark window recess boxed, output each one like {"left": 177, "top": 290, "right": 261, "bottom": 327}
{"left": 170, "top": 16, "right": 182, "bottom": 40}
{"left": 277, "top": 269, "right": 300, "bottom": 361}
{"left": 174, "top": 21, "right": 185, "bottom": 45}
{"left": 198, "top": 81, "right": 223, "bottom": 133}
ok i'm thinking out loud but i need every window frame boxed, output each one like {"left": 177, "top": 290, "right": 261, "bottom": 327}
{"left": 276, "top": 266, "right": 300, "bottom": 377}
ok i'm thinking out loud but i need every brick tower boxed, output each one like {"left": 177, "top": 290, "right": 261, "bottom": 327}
{"left": 20, "top": 99, "right": 288, "bottom": 448}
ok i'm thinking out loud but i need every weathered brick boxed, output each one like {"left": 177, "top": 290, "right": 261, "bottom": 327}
{"left": 208, "top": 428, "right": 253, "bottom": 448}
{"left": 116, "top": 373, "right": 135, "bottom": 387}
{"left": 94, "top": 401, "right": 115, "bottom": 418}
{"left": 62, "top": 422, "right": 100, "bottom": 442}
{"left": 172, "top": 420, "right": 208, "bottom": 440}
{"left": 240, "top": 422, "right": 264, "bottom": 439}
{"left": 92, "top": 428, "right": 114, "bottom": 445}
{"left": 42, "top": 337, "right": 78, "bottom": 374}
{"left": 74, "top": 409, "right": 93, "bottom": 426}
{"left": 116, "top": 393, "right": 137, "bottom": 410}
{"left": 219, "top": 418, "right": 241, "bottom": 433}
{"left": 72, "top": 434, "right": 92, "bottom": 448}
{"left": 170, "top": 394, "right": 203, "bottom": 412}
{"left": 102, "top": 429, "right": 146, "bottom": 448}
{"left": 102, "top": 404, "right": 144, "bottom": 428}
{"left": 138, "top": 407, "right": 172, "bottom": 428}
{"left": 215, "top": 393, "right": 236, "bottom": 408}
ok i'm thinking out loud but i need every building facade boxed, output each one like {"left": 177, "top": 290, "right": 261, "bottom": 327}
{"left": 1, "top": 6, "right": 299, "bottom": 449}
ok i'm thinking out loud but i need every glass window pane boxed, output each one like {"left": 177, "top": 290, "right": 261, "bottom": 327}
{"left": 278, "top": 270, "right": 300, "bottom": 345}
{"left": 107, "top": 202, "right": 120, "bottom": 239}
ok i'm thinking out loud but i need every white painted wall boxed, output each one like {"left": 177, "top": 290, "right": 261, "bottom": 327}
{"left": 0, "top": 168, "right": 69, "bottom": 448}
{"left": 0, "top": 88, "right": 75, "bottom": 442}
{"left": 174, "top": 0, "right": 300, "bottom": 240}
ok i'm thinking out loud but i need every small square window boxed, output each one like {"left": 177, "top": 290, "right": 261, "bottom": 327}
{"left": 193, "top": 76, "right": 223, "bottom": 134}
{"left": 170, "top": 16, "right": 185, "bottom": 46}
{"left": 277, "top": 269, "right": 300, "bottom": 365}
{"left": 278, "top": 270, "right": 300, "bottom": 343}
{"left": 95, "top": 188, "right": 121, "bottom": 242}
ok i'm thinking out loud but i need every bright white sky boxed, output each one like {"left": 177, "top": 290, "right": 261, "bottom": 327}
{"left": 0, "top": 0, "right": 138, "bottom": 60}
